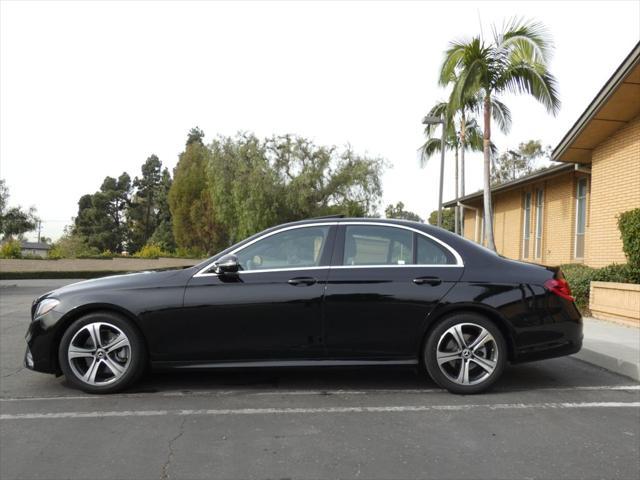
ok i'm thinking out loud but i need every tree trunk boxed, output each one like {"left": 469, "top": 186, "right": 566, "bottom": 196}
{"left": 483, "top": 94, "right": 497, "bottom": 251}
{"left": 459, "top": 112, "right": 466, "bottom": 235}
{"left": 454, "top": 146, "right": 459, "bottom": 234}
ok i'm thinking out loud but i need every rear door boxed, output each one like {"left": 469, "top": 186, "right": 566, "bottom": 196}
{"left": 323, "top": 223, "right": 464, "bottom": 359}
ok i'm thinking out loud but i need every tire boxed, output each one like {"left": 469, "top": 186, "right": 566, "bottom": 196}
{"left": 423, "top": 313, "right": 507, "bottom": 394}
{"left": 58, "top": 311, "right": 146, "bottom": 394}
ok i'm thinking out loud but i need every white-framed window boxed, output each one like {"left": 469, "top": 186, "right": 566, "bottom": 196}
{"left": 522, "top": 192, "right": 532, "bottom": 259}
{"left": 575, "top": 178, "right": 588, "bottom": 259}
{"left": 534, "top": 189, "right": 544, "bottom": 259}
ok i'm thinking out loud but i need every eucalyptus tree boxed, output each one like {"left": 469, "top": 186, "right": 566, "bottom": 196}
{"left": 440, "top": 18, "right": 560, "bottom": 250}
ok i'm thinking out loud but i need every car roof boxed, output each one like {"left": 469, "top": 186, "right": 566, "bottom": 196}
{"left": 280, "top": 216, "right": 434, "bottom": 230}
{"left": 195, "top": 216, "right": 502, "bottom": 271}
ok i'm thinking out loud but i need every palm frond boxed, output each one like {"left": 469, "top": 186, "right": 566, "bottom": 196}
{"left": 418, "top": 138, "right": 443, "bottom": 167}
{"left": 439, "top": 40, "right": 468, "bottom": 86}
{"left": 490, "top": 97, "right": 512, "bottom": 134}
{"left": 450, "top": 58, "right": 484, "bottom": 112}
{"left": 422, "top": 102, "right": 449, "bottom": 136}
{"left": 463, "top": 119, "right": 485, "bottom": 152}
{"left": 496, "top": 17, "right": 553, "bottom": 64}
{"left": 502, "top": 62, "right": 561, "bottom": 115}
{"left": 462, "top": 92, "right": 484, "bottom": 114}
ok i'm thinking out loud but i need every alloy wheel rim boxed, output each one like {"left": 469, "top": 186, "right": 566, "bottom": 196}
{"left": 436, "top": 323, "right": 498, "bottom": 386}
{"left": 67, "top": 322, "right": 131, "bottom": 386}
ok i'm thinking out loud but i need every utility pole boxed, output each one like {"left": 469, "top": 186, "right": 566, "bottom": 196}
{"left": 37, "top": 220, "right": 42, "bottom": 243}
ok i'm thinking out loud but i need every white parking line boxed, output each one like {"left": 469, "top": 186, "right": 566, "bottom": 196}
{"left": 0, "top": 384, "right": 638, "bottom": 402}
{"left": 1, "top": 401, "right": 639, "bottom": 421}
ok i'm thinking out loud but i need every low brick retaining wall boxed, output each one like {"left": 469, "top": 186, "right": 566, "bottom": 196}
{"left": 589, "top": 281, "right": 640, "bottom": 326}
{"left": 0, "top": 257, "right": 204, "bottom": 273}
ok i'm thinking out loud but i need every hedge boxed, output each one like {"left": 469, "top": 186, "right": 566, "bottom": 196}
{"left": 618, "top": 208, "right": 640, "bottom": 267}
{"left": 560, "top": 262, "right": 640, "bottom": 311}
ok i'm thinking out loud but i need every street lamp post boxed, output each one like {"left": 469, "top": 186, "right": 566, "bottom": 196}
{"left": 423, "top": 115, "right": 446, "bottom": 228}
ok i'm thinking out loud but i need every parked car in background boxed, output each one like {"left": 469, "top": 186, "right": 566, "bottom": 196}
{"left": 25, "top": 217, "right": 582, "bottom": 394}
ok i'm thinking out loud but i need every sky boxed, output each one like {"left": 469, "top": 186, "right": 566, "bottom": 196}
{"left": 1, "top": 0, "right": 639, "bottom": 241}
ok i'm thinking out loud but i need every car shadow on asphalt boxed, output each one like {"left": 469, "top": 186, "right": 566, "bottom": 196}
{"left": 119, "top": 357, "right": 633, "bottom": 395}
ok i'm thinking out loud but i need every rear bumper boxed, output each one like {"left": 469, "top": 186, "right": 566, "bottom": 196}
{"left": 511, "top": 334, "right": 583, "bottom": 364}
{"left": 511, "top": 298, "right": 583, "bottom": 364}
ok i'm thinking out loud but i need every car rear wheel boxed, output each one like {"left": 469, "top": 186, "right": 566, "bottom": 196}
{"left": 423, "top": 313, "right": 507, "bottom": 394}
{"left": 58, "top": 312, "right": 146, "bottom": 394}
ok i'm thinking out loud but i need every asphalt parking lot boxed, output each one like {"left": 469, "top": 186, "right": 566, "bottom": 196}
{"left": 1, "top": 280, "right": 639, "bottom": 480}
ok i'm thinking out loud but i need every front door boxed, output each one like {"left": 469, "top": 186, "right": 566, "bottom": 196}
{"left": 323, "top": 224, "right": 463, "bottom": 359}
{"left": 173, "top": 225, "right": 336, "bottom": 362}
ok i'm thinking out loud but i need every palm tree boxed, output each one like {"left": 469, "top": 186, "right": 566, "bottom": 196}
{"left": 420, "top": 96, "right": 507, "bottom": 234}
{"left": 440, "top": 18, "right": 560, "bottom": 251}
{"left": 420, "top": 101, "right": 484, "bottom": 234}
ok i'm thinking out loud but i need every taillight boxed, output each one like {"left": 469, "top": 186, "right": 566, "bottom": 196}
{"left": 544, "top": 278, "right": 575, "bottom": 302}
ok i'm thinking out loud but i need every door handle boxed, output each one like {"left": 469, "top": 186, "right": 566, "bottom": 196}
{"left": 413, "top": 276, "right": 442, "bottom": 286}
{"left": 288, "top": 277, "right": 317, "bottom": 286}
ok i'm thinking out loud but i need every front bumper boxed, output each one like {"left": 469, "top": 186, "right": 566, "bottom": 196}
{"left": 24, "top": 310, "right": 63, "bottom": 374}
{"left": 24, "top": 346, "right": 35, "bottom": 369}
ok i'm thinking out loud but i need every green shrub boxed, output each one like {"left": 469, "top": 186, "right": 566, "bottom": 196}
{"left": 618, "top": 208, "right": 640, "bottom": 266}
{"left": 75, "top": 250, "right": 118, "bottom": 259}
{"left": 50, "top": 233, "right": 99, "bottom": 258}
{"left": 47, "top": 248, "right": 63, "bottom": 260}
{"left": 560, "top": 264, "right": 596, "bottom": 310}
{"left": 175, "top": 246, "right": 206, "bottom": 259}
{"left": 0, "top": 239, "right": 22, "bottom": 259}
{"left": 20, "top": 253, "right": 48, "bottom": 260}
{"left": 561, "top": 262, "right": 640, "bottom": 312}
{"left": 135, "top": 244, "right": 168, "bottom": 259}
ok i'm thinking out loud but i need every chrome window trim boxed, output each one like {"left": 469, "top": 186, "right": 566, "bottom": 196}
{"left": 193, "top": 221, "right": 464, "bottom": 278}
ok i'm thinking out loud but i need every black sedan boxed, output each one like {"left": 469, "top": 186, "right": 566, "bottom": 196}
{"left": 25, "top": 217, "right": 582, "bottom": 394}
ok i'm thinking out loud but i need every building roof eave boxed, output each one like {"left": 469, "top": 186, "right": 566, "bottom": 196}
{"left": 552, "top": 42, "right": 640, "bottom": 164}
{"left": 443, "top": 163, "right": 578, "bottom": 208}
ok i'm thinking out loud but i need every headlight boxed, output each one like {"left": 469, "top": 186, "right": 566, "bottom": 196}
{"left": 34, "top": 298, "right": 60, "bottom": 318}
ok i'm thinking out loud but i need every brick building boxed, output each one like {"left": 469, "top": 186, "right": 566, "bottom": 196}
{"left": 444, "top": 42, "right": 640, "bottom": 268}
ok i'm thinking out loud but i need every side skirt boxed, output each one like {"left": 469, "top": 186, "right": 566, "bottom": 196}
{"left": 152, "top": 359, "right": 419, "bottom": 370}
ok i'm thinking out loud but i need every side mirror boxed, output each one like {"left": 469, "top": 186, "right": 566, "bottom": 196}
{"left": 213, "top": 254, "right": 240, "bottom": 275}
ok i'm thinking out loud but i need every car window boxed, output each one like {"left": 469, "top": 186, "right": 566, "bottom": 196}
{"left": 416, "top": 235, "right": 456, "bottom": 265}
{"left": 343, "top": 226, "right": 413, "bottom": 266}
{"left": 236, "top": 226, "right": 330, "bottom": 271}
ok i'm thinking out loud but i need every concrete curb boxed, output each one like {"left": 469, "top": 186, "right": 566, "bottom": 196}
{"left": 572, "top": 317, "right": 640, "bottom": 382}
{"left": 573, "top": 348, "right": 640, "bottom": 381}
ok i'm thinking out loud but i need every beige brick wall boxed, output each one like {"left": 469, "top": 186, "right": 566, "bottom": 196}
{"left": 462, "top": 208, "right": 477, "bottom": 242}
{"left": 493, "top": 189, "right": 522, "bottom": 260}
{"left": 456, "top": 116, "right": 638, "bottom": 267}
{"left": 586, "top": 116, "right": 640, "bottom": 268}
{"left": 457, "top": 170, "right": 580, "bottom": 265}
{"left": 590, "top": 281, "right": 640, "bottom": 325}
{"left": 462, "top": 204, "right": 482, "bottom": 243}
{"left": 541, "top": 173, "right": 578, "bottom": 266}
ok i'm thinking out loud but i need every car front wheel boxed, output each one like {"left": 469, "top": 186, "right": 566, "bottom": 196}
{"left": 58, "top": 312, "right": 146, "bottom": 394}
{"left": 424, "top": 313, "right": 507, "bottom": 394}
